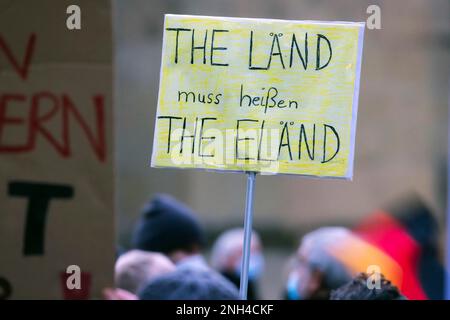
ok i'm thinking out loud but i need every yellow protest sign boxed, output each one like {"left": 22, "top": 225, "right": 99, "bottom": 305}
{"left": 152, "top": 14, "right": 364, "bottom": 179}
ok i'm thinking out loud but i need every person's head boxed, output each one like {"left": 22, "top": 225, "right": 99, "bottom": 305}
{"left": 286, "top": 227, "right": 353, "bottom": 300}
{"left": 138, "top": 268, "right": 239, "bottom": 300}
{"left": 132, "top": 194, "right": 206, "bottom": 263}
{"left": 114, "top": 249, "right": 175, "bottom": 294}
{"left": 210, "top": 228, "right": 264, "bottom": 280}
{"left": 210, "top": 228, "right": 263, "bottom": 300}
{"left": 330, "top": 273, "right": 406, "bottom": 300}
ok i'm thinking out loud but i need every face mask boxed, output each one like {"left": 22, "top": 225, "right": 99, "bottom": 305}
{"left": 234, "top": 253, "right": 265, "bottom": 280}
{"left": 286, "top": 272, "right": 302, "bottom": 300}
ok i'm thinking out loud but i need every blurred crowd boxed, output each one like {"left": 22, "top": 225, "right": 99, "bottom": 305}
{"left": 103, "top": 194, "right": 444, "bottom": 300}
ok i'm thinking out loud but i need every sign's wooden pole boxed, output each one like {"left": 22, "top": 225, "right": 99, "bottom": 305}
{"left": 446, "top": 78, "right": 450, "bottom": 300}
{"left": 239, "top": 171, "right": 257, "bottom": 300}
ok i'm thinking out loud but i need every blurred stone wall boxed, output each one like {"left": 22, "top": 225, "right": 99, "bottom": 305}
{"left": 114, "top": 0, "right": 449, "bottom": 245}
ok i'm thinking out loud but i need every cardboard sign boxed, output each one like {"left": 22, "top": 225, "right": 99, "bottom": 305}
{"left": 152, "top": 15, "right": 364, "bottom": 179}
{"left": 0, "top": 0, "right": 114, "bottom": 299}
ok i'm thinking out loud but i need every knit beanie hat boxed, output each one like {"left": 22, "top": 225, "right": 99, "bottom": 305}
{"left": 132, "top": 194, "right": 206, "bottom": 254}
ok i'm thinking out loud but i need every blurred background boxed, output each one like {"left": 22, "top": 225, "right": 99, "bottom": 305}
{"left": 113, "top": 0, "right": 449, "bottom": 299}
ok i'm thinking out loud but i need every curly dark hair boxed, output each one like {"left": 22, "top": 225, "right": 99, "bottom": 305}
{"left": 329, "top": 272, "right": 406, "bottom": 300}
